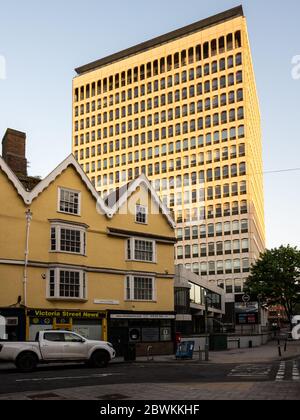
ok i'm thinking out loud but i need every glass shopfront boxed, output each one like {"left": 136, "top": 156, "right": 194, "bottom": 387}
{"left": 27, "top": 309, "right": 106, "bottom": 341}
{"left": 108, "top": 312, "right": 176, "bottom": 357}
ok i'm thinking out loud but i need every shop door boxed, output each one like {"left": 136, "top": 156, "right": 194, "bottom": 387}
{"left": 109, "top": 327, "right": 129, "bottom": 357}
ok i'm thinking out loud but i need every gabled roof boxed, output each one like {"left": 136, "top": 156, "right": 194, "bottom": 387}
{"left": 105, "top": 173, "right": 175, "bottom": 228}
{"left": 0, "top": 154, "right": 107, "bottom": 212}
{"left": 0, "top": 155, "right": 175, "bottom": 227}
{"left": 0, "top": 157, "right": 30, "bottom": 203}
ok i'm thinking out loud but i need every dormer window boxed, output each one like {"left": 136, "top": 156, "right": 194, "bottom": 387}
{"left": 58, "top": 188, "right": 81, "bottom": 216}
{"left": 136, "top": 205, "right": 147, "bottom": 225}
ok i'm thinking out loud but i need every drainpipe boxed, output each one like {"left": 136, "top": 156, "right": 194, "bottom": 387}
{"left": 23, "top": 209, "right": 33, "bottom": 307}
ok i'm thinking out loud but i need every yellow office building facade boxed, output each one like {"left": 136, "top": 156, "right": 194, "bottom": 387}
{"left": 72, "top": 6, "right": 265, "bottom": 320}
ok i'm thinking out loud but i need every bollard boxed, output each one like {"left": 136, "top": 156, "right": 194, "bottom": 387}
{"left": 147, "top": 346, "right": 154, "bottom": 362}
{"left": 199, "top": 347, "right": 205, "bottom": 362}
{"left": 277, "top": 340, "right": 282, "bottom": 358}
{"left": 205, "top": 342, "right": 209, "bottom": 362}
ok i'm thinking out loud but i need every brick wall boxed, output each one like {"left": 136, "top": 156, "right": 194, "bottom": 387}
{"left": 2, "top": 129, "right": 27, "bottom": 176}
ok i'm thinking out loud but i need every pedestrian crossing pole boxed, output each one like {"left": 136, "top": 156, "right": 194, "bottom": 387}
{"left": 205, "top": 296, "right": 210, "bottom": 362}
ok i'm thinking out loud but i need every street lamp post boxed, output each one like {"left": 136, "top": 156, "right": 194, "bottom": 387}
{"left": 204, "top": 292, "right": 213, "bottom": 361}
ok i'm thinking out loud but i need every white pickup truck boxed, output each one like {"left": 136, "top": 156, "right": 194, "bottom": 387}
{"left": 0, "top": 330, "right": 116, "bottom": 372}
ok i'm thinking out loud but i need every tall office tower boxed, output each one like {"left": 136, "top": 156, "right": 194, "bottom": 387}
{"left": 72, "top": 6, "right": 265, "bottom": 322}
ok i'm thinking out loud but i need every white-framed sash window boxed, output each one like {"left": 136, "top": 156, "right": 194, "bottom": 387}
{"left": 125, "top": 275, "right": 156, "bottom": 302}
{"left": 48, "top": 268, "right": 87, "bottom": 300}
{"left": 135, "top": 205, "right": 148, "bottom": 225}
{"left": 51, "top": 223, "right": 86, "bottom": 255}
{"left": 127, "top": 238, "right": 156, "bottom": 263}
{"left": 58, "top": 187, "right": 81, "bottom": 216}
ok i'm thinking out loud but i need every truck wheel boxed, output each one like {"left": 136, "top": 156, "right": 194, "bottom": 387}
{"left": 90, "top": 350, "right": 110, "bottom": 368}
{"left": 16, "top": 352, "right": 38, "bottom": 373}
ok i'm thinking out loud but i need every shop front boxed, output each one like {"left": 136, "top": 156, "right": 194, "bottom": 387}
{"left": 26, "top": 309, "right": 107, "bottom": 341}
{"left": 108, "top": 311, "right": 176, "bottom": 357}
{"left": 0, "top": 308, "right": 26, "bottom": 341}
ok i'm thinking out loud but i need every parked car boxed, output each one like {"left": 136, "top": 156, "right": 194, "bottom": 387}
{"left": 0, "top": 330, "right": 116, "bottom": 372}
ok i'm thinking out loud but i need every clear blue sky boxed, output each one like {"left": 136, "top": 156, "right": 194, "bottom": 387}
{"left": 0, "top": 0, "right": 299, "bottom": 249}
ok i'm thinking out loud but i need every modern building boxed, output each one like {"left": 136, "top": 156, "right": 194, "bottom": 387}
{"left": 72, "top": 5, "right": 265, "bottom": 326}
{"left": 175, "top": 265, "right": 225, "bottom": 336}
{"left": 0, "top": 129, "right": 176, "bottom": 356}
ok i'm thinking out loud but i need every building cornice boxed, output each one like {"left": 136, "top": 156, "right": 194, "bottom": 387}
{"left": 0, "top": 259, "right": 174, "bottom": 279}
{"left": 75, "top": 6, "right": 244, "bottom": 75}
{"left": 107, "top": 227, "right": 177, "bottom": 244}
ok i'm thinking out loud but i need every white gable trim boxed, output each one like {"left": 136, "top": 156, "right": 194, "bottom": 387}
{"left": 0, "top": 157, "right": 31, "bottom": 203}
{"left": 0, "top": 156, "right": 175, "bottom": 228}
{"left": 107, "top": 174, "right": 176, "bottom": 228}
{"left": 0, "top": 155, "right": 108, "bottom": 214}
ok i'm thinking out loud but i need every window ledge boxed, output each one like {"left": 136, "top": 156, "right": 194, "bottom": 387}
{"left": 125, "top": 300, "right": 157, "bottom": 304}
{"left": 47, "top": 298, "right": 88, "bottom": 303}
{"left": 49, "top": 251, "right": 87, "bottom": 257}
{"left": 126, "top": 260, "right": 157, "bottom": 265}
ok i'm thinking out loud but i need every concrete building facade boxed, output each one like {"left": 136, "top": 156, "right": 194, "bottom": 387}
{"left": 72, "top": 6, "right": 265, "bottom": 326}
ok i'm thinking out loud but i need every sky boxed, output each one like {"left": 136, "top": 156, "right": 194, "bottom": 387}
{"left": 0, "top": 0, "right": 299, "bottom": 249}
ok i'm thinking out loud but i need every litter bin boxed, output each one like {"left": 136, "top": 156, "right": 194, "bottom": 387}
{"left": 209, "top": 335, "right": 228, "bottom": 351}
{"left": 176, "top": 341, "right": 195, "bottom": 360}
{"left": 124, "top": 343, "right": 136, "bottom": 362}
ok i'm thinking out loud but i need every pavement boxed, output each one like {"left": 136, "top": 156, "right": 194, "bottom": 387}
{"left": 1, "top": 381, "right": 300, "bottom": 401}
{"left": 111, "top": 340, "right": 300, "bottom": 365}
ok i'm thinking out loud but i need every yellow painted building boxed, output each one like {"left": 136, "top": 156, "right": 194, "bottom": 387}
{"left": 72, "top": 6, "right": 265, "bottom": 324}
{"left": 0, "top": 129, "right": 176, "bottom": 355}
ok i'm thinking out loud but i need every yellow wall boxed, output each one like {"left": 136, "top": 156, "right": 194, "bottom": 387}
{"left": 0, "top": 163, "right": 175, "bottom": 314}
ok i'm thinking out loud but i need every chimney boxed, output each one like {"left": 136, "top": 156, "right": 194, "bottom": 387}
{"left": 2, "top": 129, "right": 28, "bottom": 176}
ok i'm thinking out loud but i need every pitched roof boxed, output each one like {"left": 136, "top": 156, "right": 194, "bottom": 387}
{"left": 18, "top": 175, "right": 41, "bottom": 191}
{"left": 0, "top": 155, "right": 175, "bottom": 227}
{"left": 105, "top": 173, "right": 175, "bottom": 228}
{"left": 0, "top": 154, "right": 107, "bottom": 210}
{"left": 75, "top": 6, "right": 244, "bottom": 75}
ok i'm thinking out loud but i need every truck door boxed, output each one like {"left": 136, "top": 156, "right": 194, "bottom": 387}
{"left": 40, "top": 332, "right": 66, "bottom": 360}
{"left": 63, "top": 332, "right": 88, "bottom": 359}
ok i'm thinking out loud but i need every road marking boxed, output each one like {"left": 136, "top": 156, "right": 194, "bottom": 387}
{"left": 228, "top": 364, "right": 272, "bottom": 378}
{"left": 292, "top": 361, "right": 300, "bottom": 382}
{"left": 276, "top": 362, "right": 286, "bottom": 382}
{"left": 16, "top": 373, "right": 122, "bottom": 383}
